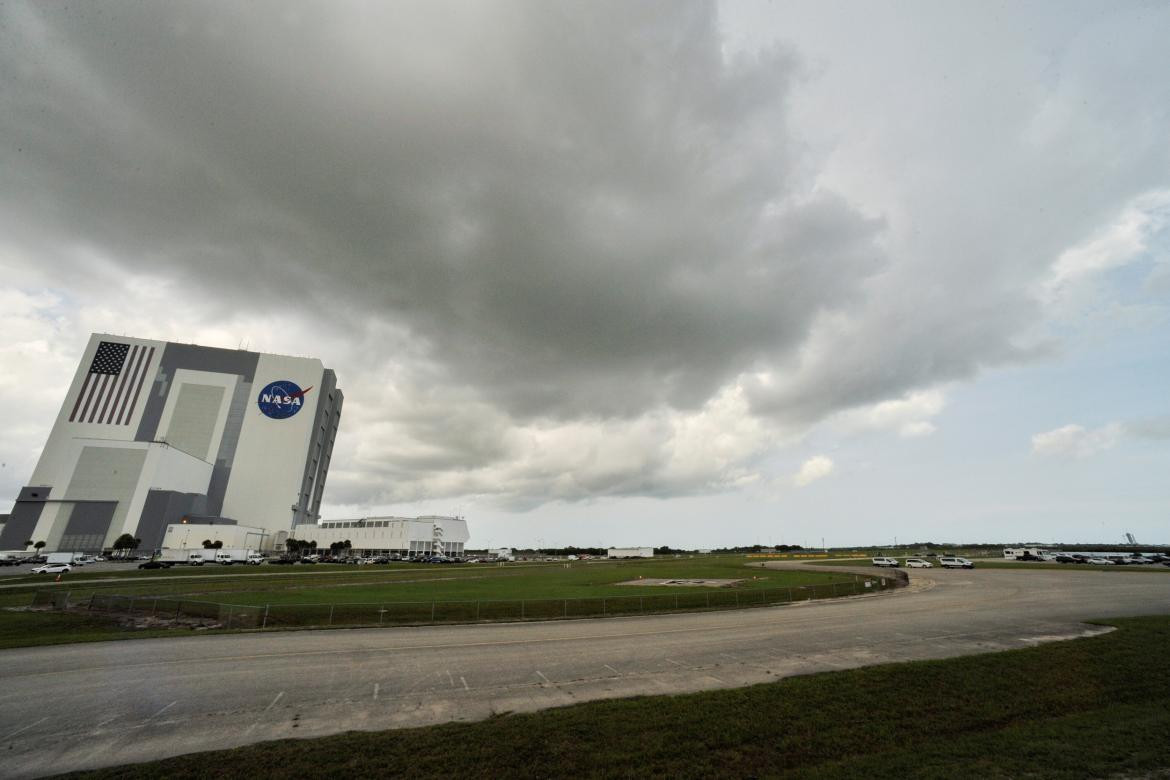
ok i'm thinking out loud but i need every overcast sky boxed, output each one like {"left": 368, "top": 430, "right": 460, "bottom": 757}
{"left": 2, "top": 1, "right": 1168, "bottom": 548}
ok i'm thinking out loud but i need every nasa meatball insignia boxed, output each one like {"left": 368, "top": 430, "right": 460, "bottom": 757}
{"left": 257, "top": 380, "right": 313, "bottom": 419}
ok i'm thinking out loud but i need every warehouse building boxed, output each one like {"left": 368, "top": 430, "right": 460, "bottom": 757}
{"left": 0, "top": 334, "right": 343, "bottom": 553}
{"left": 607, "top": 547, "right": 654, "bottom": 558}
{"left": 289, "top": 515, "right": 469, "bottom": 558}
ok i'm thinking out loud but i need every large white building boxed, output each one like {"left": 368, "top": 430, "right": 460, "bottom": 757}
{"left": 0, "top": 334, "right": 343, "bottom": 553}
{"left": 290, "top": 515, "right": 469, "bottom": 558}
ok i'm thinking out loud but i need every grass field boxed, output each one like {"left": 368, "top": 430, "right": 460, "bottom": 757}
{"left": 1, "top": 557, "right": 865, "bottom": 649}
{"left": 56, "top": 615, "right": 1170, "bottom": 779}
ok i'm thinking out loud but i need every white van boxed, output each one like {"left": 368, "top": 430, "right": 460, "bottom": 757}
{"left": 904, "top": 558, "right": 933, "bottom": 568}
{"left": 871, "top": 557, "right": 899, "bottom": 567}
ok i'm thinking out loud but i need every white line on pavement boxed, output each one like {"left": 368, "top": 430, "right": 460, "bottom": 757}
{"left": 2, "top": 717, "right": 47, "bottom": 741}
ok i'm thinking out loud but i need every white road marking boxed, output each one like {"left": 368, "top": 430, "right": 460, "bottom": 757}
{"left": 94, "top": 715, "right": 120, "bottom": 728}
{"left": 664, "top": 658, "right": 687, "bottom": 668}
{"left": 149, "top": 701, "right": 178, "bottom": 720}
{"left": 460, "top": 676, "right": 470, "bottom": 691}
{"left": 535, "top": 670, "right": 551, "bottom": 685}
{"left": 2, "top": 717, "right": 47, "bottom": 741}
{"left": 372, "top": 684, "right": 379, "bottom": 701}
{"left": 446, "top": 670, "right": 455, "bottom": 687}
{"left": 603, "top": 663, "right": 619, "bottom": 675}
{"left": 263, "top": 691, "right": 284, "bottom": 712}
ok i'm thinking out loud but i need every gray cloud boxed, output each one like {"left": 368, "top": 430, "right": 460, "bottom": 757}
{"left": 1, "top": 1, "right": 1168, "bottom": 508}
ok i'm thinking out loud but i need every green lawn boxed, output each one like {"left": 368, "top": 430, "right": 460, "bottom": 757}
{"left": 1, "top": 557, "right": 877, "bottom": 648}
{"left": 56, "top": 615, "right": 1170, "bottom": 779}
{"left": 3, "top": 557, "right": 854, "bottom": 606}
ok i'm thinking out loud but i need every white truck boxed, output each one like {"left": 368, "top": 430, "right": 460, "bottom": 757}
{"left": 159, "top": 549, "right": 196, "bottom": 565}
{"left": 214, "top": 549, "right": 263, "bottom": 565}
{"left": 47, "top": 552, "right": 84, "bottom": 566}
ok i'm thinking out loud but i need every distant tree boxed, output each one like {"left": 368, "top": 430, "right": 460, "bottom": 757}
{"left": 309, "top": 540, "right": 317, "bottom": 551}
{"left": 23, "top": 539, "right": 33, "bottom": 550}
{"left": 343, "top": 540, "right": 352, "bottom": 554}
{"left": 112, "top": 534, "right": 139, "bottom": 557}
{"left": 202, "top": 539, "right": 214, "bottom": 549}
{"left": 212, "top": 540, "right": 223, "bottom": 550}
{"left": 33, "top": 541, "right": 46, "bottom": 554}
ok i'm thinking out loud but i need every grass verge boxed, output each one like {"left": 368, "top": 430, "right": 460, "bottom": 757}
{"left": 57, "top": 615, "right": 1170, "bottom": 779}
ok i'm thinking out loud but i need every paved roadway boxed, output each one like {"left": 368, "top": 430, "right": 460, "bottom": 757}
{"left": 1, "top": 567, "right": 1167, "bottom": 778}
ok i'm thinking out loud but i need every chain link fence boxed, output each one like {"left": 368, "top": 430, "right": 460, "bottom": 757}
{"left": 34, "top": 572, "right": 904, "bottom": 630}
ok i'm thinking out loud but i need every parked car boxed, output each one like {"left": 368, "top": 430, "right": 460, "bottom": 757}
{"left": 938, "top": 556, "right": 974, "bottom": 569}
{"left": 1088, "top": 557, "right": 1113, "bottom": 565}
{"left": 871, "top": 557, "right": 899, "bottom": 567}
{"left": 270, "top": 558, "right": 295, "bottom": 565}
{"left": 31, "top": 563, "right": 71, "bottom": 574}
{"left": 1054, "top": 554, "right": 1079, "bottom": 563}
{"left": 138, "top": 560, "right": 173, "bottom": 570}
{"left": 904, "top": 558, "right": 933, "bottom": 568}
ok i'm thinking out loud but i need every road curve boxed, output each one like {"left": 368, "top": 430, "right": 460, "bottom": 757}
{"left": 0, "top": 568, "right": 1167, "bottom": 778}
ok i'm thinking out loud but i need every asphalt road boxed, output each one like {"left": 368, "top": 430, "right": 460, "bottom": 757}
{"left": 1, "top": 567, "right": 1167, "bottom": 778}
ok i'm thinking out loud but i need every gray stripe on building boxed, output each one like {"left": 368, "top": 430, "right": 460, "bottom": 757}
{"left": 133, "top": 490, "right": 209, "bottom": 551}
{"left": 59, "top": 502, "right": 117, "bottom": 552}
{"left": 0, "top": 486, "right": 50, "bottom": 549}
{"left": 135, "top": 344, "right": 259, "bottom": 443}
{"left": 293, "top": 369, "right": 342, "bottom": 526}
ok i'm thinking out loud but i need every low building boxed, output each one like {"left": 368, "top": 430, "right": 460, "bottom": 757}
{"left": 607, "top": 546, "right": 654, "bottom": 559}
{"left": 162, "top": 521, "right": 270, "bottom": 552}
{"left": 290, "top": 515, "right": 469, "bottom": 558}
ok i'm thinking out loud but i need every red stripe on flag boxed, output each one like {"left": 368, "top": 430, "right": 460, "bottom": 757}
{"left": 105, "top": 345, "right": 139, "bottom": 425}
{"left": 86, "top": 374, "right": 111, "bottom": 423}
{"left": 68, "top": 373, "right": 95, "bottom": 422}
{"left": 76, "top": 373, "right": 102, "bottom": 423}
{"left": 96, "top": 366, "right": 121, "bottom": 424}
{"left": 121, "top": 346, "right": 154, "bottom": 426}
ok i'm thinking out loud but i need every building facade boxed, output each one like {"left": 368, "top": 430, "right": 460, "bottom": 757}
{"left": 290, "top": 515, "right": 469, "bottom": 558}
{"left": 0, "top": 334, "right": 342, "bottom": 553}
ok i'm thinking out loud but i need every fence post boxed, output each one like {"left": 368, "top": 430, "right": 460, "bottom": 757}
{"left": 431, "top": 601, "right": 436, "bottom": 623}
{"left": 706, "top": 592, "right": 710, "bottom": 608}
{"left": 564, "top": 599, "right": 568, "bottom": 618}
{"left": 521, "top": 600, "right": 525, "bottom": 619}
{"left": 602, "top": 598, "right": 606, "bottom": 615}
{"left": 639, "top": 596, "right": 644, "bottom": 613}
{"left": 675, "top": 594, "right": 679, "bottom": 610}
{"left": 734, "top": 591, "right": 739, "bottom": 607}
{"left": 476, "top": 601, "right": 480, "bottom": 620}
{"left": 175, "top": 600, "right": 182, "bottom": 620}
{"left": 226, "top": 605, "right": 234, "bottom": 629}
{"left": 151, "top": 598, "right": 158, "bottom": 618}
{"left": 329, "top": 604, "right": 335, "bottom": 626}
{"left": 262, "top": 604, "right": 270, "bottom": 629}
{"left": 128, "top": 597, "right": 135, "bottom": 616}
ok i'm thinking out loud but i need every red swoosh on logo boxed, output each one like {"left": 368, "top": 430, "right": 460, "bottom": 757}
{"left": 289, "top": 386, "right": 313, "bottom": 399}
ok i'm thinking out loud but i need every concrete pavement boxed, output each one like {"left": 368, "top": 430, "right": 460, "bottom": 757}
{"left": 0, "top": 567, "right": 1167, "bottom": 777}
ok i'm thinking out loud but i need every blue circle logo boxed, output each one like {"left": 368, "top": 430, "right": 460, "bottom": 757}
{"left": 257, "top": 380, "right": 313, "bottom": 419}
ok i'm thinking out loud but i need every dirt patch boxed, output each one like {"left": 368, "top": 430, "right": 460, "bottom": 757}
{"left": 615, "top": 578, "right": 745, "bottom": 588}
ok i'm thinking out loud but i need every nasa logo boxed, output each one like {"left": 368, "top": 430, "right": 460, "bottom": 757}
{"left": 256, "top": 380, "right": 313, "bottom": 420}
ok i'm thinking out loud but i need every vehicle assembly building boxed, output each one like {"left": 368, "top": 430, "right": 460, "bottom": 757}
{"left": 0, "top": 334, "right": 343, "bottom": 553}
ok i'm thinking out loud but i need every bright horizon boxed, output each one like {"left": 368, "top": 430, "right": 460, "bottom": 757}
{"left": 2, "top": 1, "right": 1168, "bottom": 548}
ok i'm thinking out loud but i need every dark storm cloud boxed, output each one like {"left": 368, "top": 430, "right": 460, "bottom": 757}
{"left": 0, "top": 0, "right": 883, "bottom": 420}
{"left": 3, "top": 1, "right": 1169, "bottom": 509}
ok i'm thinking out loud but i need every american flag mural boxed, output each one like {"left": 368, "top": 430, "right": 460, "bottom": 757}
{"left": 67, "top": 341, "right": 155, "bottom": 425}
